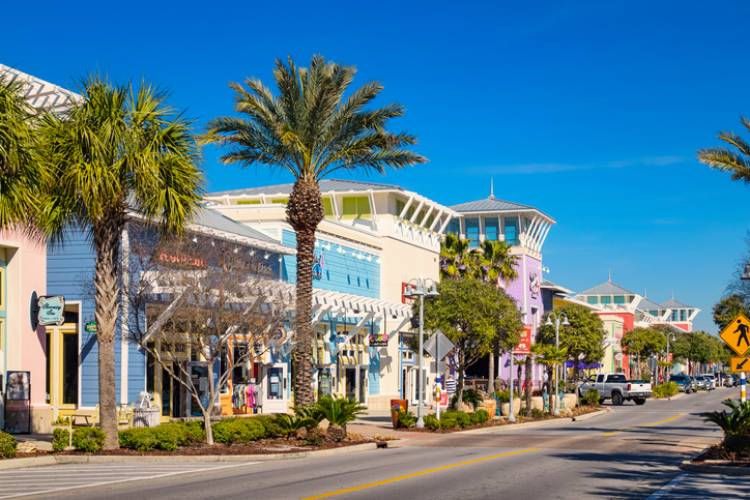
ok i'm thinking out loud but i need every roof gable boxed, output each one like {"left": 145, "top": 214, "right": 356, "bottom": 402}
{"left": 579, "top": 280, "right": 637, "bottom": 296}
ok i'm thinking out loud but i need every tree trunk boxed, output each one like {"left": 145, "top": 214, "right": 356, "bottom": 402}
{"left": 94, "top": 223, "right": 121, "bottom": 449}
{"left": 456, "top": 350, "right": 466, "bottom": 409}
{"left": 205, "top": 354, "right": 216, "bottom": 445}
{"left": 524, "top": 355, "right": 532, "bottom": 417}
{"left": 488, "top": 348, "right": 495, "bottom": 394}
{"left": 287, "top": 179, "right": 324, "bottom": 408}
{"left": 203, "top": 410, "right": 214, "bottom": 445}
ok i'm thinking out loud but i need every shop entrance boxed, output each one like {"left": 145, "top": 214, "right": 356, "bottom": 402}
{"left": 345, "top": 367, "right": 366, "bottom": 403}
{"left": 402, "top": 366, "right": 425, "bottom": 406}
{"left": 45, "top": 322, "right": 79, "bottom": 410}
{"left": 262, "top": 363, "right": 287, "bottom": 413}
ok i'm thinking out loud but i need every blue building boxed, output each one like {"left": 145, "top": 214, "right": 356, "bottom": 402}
{"left": 45, "top": 207, "right": 291, "bottom": 421}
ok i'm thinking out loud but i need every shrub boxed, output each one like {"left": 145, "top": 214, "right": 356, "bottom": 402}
{"left": 439, "top": 413, "right": 459, "bottom": 430}
{"left": 581, "top": 389, "right": 600, "bottom": 407}
{"left": 530, "top": 408, "right": 545, "bottom": 419}
{"left": 313, "top": 396, "right": 366, "bottom": 428}
{"left": 451, "top": 389, "right": 483, "bottom": 410}
{"left": 424, "top": 414, "right": 440, "bottom": 431}
{"left": 52, "top": 428, "right": 70, "bottom": 452}
{"left": 272, "top": 413, "right": 317, "bottom": 438}
{"left": 72, "top": 427, "right": 105, "bottom": 453}
{"left": 119, "top": 427, "right": 160, "bottom": 451}
{"left": 396, "top": 410, "right": 417, "bottom": 429}
{"left": 119, "top": 421, "right": 206, "bottom": 452}
{"left": 494, "top": 389, "right": 510, "bottom": 403}
{"left": 212, "top": 418, "right": 267, "bottom": 444}
{"left": 472, "top": 409, "right": 490, "bottom": 424}
{"left": 453, "top": 410, "right": 472, "bottom": 428}
{"left": 0, "top": 432, "right": 16, "bottom": 459}
{"left": 653, "top": 382, "right": 679, "bottom": 399}
{"left": 703, "top": 399, "right": 750, "bottom": 438}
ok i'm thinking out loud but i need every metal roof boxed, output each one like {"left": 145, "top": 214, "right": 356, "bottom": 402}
{"left": 541, "top": 280, "right": 573, "bottom": 295}
{"left": 190, "top": 207, "right": 281, "bottom": 247}
{"left": 661, "top": 298, "right": 693, "bottom": 309}
{"left": 637, "top": 297, "right": 663, "bottom": 311}
{"left": 450, "top": 197, "right": 533, "bottom": 213}
{"left": 209, "top": 179, "right": 404, "bottom": 197}
{"left": 579, "top": 280, "right": 638, "bottom": 296}
{"left": 0, "top": 64, "right": 81, "bottom": 114}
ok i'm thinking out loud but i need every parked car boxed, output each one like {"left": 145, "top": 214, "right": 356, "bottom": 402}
{"left": 700, "top": 374, "right": 717, "bottom": 390}
{"left": 578, "top": 373, "right": 652, "bottom": 405}
{"left": 669, "top": 374, "right": 694, "bottom": 393}
{"left": 694, "top": 375, "right": 713, "bottom": 391}
{"left": 719, "top": 373, "right": 734, "bottom": 387}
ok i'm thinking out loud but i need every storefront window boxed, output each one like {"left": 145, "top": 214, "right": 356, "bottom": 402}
{"left": 268, "top": 367, "right": 283, "bottom": 399}
{"left": 503, "top": 217, "right": 519, "bottom": 245}
{"left": 484, "top": 217, "right": 498, "bottom": 241}
{"left": 600, "top": 296, "right": 612, "bottom": 305}
{"left": 465, "top": 218, "right": 479, "bottom": 248}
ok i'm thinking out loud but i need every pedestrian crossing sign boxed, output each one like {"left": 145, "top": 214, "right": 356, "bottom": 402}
{"left": 730, "top": 356, "right": 750, "bottom": 373}
{"left": 720, "top": 313, "right": 750, "bottom": 356}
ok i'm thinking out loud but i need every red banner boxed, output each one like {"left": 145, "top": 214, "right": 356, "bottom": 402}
{"left": 513, "top": 326, "right": 532, "bottom": 354}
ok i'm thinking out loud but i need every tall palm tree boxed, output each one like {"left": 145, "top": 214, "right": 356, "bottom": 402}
{"left": 204, "top": 56, "right": 426, "bottom": 406}
{"left": 698, "top": 117, "right": 750, "bottom": 181}
{"left": 439, "top": 233, "right": 472, "bottom": 279}
{"left": 0, "top": 75, "right": 40, "bottom": 230}
{"left": 479, "top": 239, "right": 518, "bottom": 284}
{"left": 36, "top": 78, "right": 202, "bottom": 448}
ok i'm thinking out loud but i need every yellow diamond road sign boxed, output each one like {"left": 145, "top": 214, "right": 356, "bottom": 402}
{"left": 720, "top": 313, "right": 750, "bottom": 356}
{"left": 731, "top": 357, "right": 750, "bottom": 373}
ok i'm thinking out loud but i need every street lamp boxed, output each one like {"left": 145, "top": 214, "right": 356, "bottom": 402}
{"left": 403, "top": 277, "right": 439, "bottom": 429}
{"left": 545, "top": 312, "right": 569, "bottom": 416}
{"left": 665, "top": 333, "right": 675, "bottom": 383}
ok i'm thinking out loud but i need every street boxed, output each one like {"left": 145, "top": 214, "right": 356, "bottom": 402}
{"left": 3, "top": 388, "right": 747, "bottom": 499}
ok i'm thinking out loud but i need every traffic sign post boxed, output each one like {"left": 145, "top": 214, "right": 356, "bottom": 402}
{"left": 730, "top": 357, "right": 750, "bottom": 373}
{"left": 720, "top": 314, "right": 750, "bottom": 403}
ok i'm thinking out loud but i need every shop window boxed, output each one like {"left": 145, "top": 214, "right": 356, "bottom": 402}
{"left": 465, "top": 218, "right": 479, "bottom": 248}
{"left": 504, "top": 217, "right": 519, "bottom": 245}
{"left": 341, "top": 196, "right": 371, "bottom": 220}
{"left": 484, "top": 217, "right": 499, "bottom": 241}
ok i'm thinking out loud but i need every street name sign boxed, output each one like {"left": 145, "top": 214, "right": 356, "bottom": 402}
{"left": 720, "top": 313, "right": 750, "bottom": 356}
{"left": 730, "top": 357, "right": 750, "bottom": 373}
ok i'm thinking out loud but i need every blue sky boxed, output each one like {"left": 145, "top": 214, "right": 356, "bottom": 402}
{"left": 4, "top": 1, "right": 749, "bottom": 332}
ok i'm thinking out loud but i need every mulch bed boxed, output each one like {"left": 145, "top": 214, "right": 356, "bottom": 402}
{"left": 693, "top": 444, "right": 750, "bottom": 467}
{"left": 13, "top": 437, "right": 372, "bottom": 458}
{"left": 393, "top": 405, "right": 602, "bottom": 433}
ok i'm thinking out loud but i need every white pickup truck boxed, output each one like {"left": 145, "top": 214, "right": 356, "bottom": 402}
{"left": 578, "top": 373, "right": 652, "bottom": 406}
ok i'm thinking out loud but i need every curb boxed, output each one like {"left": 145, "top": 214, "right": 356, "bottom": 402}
{"left": 570, "top": 408, "right": 611, "bottom": 422}
{"left": 451, "top": 408, "right": 611, "bottom": 435}
{"left": 0, "top": 442, "right": 379, "bottom": 471}
{"left": 680, "top": 459, "right": 750, "bottom": 476}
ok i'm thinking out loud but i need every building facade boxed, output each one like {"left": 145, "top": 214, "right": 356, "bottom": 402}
{"left": 206, "top": 179, "right": 455, "bottom": 410}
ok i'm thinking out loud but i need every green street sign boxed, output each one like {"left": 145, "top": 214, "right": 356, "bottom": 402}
{"left": 38, "top": 296, "right": 65, "bottom": 326}
{"left": 84, "top": 321, "right": 97, "bottom": 333}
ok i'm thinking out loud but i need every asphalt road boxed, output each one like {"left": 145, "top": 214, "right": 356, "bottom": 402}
{"left": 14, "top": 387, "right": 750, "bottom": 499}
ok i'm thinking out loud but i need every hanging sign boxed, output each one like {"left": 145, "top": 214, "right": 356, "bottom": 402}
{"left": 368, "top": 332, "right": 389, "bottom": 347}
{"left": 720, "top": 313, "right": 750, "bottom": 356}
{"left": 38, "top": 296, "right": 65, "bottom": 326}
{"left": 84, "top": 321, "right": 97, "bottom": 333}
{"left": 513, "top": 326, "right": 532, "bottom": 354}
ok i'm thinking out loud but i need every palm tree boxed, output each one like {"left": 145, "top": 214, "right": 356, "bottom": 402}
{"left": 532, "top": 344, "right": 568, "bottom": 414}
{"left": 698, "top": 117, "right": 750, "bottom": 182}
{"left": 440, "top": 233, "right": 471, "bottom": 279}
{"left": 36, "top": 78, "right": 202, "bottom": 448}
{"left": 479, "top": 239, "right": 518, "bottom": 284}
{"left": 0, "top": 75, "right": 40, "bottom": 230}
{"left": 204, "top": 56, "right": 426, "bottom": 406}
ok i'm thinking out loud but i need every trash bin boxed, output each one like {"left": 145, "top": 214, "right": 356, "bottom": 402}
{"left": 390, "top": 399, "right": 408, "bottom": 429}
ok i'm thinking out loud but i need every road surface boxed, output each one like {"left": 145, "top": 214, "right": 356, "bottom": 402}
{"left": 4, "top": 387, "right": 749, "bottom": 499}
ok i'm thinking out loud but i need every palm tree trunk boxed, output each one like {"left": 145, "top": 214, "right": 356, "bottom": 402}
{"left": 488, "top": 348, "right": 495, "bottom": 394}
{"left": 94, "top": 223, "right": 121, "bottom": 449}
{"left": 287, "top": 179, "right": 324, "bottom": 408}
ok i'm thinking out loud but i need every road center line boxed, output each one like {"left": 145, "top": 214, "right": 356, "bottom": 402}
{"left": 301, "top": 448, "right": 538, "bottom": 500}
{"left": 602, "top": 413, "right": 684, "bottom": 437}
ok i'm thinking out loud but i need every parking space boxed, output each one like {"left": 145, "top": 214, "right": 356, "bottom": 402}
{"left": 0, "top": 461, "right": 258, "bottom": 499}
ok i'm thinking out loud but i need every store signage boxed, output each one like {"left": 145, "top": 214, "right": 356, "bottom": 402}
{"left": 84, "top": 321, "right": 97, "bottom": 333}
{"left": 368, "top": 332, "right": 389, "bottom": 347}
{"left": 513, "top": 326, "right": 532, "bottom": 354}
{"left": 720, "top": 313, "right": 750, "bottom": 356}
{"left": 312, "top": 252, "right": 324, "bottom": 280}
{"left": 38, "top": 296, "right": 65, "bottom": 326}
{"left": 157, "top": 251, "right": 207, "bottom": 269}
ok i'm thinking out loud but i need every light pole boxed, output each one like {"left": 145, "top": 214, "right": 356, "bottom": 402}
{"left": 665, "top": 333, "right": 675, "bottom": 383}
{"left": 545, "top": 312, "right": 569, "bottom": 416}
{"left": 404, "top": 277, "right": 439, "bottom": 429}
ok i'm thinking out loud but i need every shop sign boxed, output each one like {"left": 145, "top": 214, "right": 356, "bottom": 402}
{"left": 312, "top": 252, "right": 324, "bottom": 280}
{"left": 368, "top": 332, "right": 389, "bottom": 347}
{"left": 513, "top": 326, "right": 532, "bottom": 354}
{"left": 38, "top": 296, "right": 65, "bottom": 326}
{"left": 84, "top": 321, "right": 97, "bottom": 333}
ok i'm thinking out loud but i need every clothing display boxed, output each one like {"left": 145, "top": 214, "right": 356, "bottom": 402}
{"left": 232, "top": 383, "right": 258, "bottom": 411}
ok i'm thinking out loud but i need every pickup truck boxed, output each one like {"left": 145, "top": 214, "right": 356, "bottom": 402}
{"left": 578, "top": 373, "right": 652, "bottom": 406}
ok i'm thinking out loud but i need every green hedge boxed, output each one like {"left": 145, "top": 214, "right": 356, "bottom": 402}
{"left": 653, "top": 382, "right": 679, "bottom": 399}
{"left": 581, "top": 389, "right": 600, "bottom": 407}
{"left": 52, "top": 428, "right": 70, "bottom": 452}
{"left": 119, "top": 421, "right": 205, "bottom": 451}
{"left": 423, "top": 409, "right": 490, "bottom": 431}
{"left": 72, "top": 427, "right": 105, "bottom": 453}
{"left": 212, "top": 418, "right": 267, "bottom": 444}
{"left": 0, "top": 432, "right": 16, "bottom": 459}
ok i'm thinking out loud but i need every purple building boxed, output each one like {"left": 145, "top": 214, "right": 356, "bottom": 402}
{"left": 447, "top": 186, "right": 555, "bottom": 390}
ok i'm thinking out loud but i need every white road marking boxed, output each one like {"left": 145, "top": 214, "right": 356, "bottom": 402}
{"left": 0, "top": 461, "right": 259, "bottom": 499}
{"left": 645, "top": 473, "right": 688, "bottom": 499}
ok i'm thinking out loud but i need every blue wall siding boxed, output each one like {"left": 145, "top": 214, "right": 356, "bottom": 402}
{"left": 47, "top": 226, "right": 145, "bottom": 407}
{"left": 281, "top": 230, "right": 380, "bottom": 299}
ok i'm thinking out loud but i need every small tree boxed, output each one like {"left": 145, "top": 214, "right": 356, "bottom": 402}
{"left": 129, "top": 228, "right": 289, "bottom": 444}
{"left": 713, "top": 295, "right": 749, "bottom": 331}
{"left": 532, "top": 344, "right": 567, "bottom": 414}
{"left": 621, "top": 327, "right": 666, "bottom": 379}
{"left": 421, "top": 278, "right": 521, "bottom": 408}
{"left": 671, "top": 331, "right": 714, "bottom": 375}
{"left": 538, "top": 304, "right": 605, "bottom": 381}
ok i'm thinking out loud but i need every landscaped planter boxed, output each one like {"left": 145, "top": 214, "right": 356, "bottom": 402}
{"left": 500, "top": 398, "right": 521, "bottom": 416}
{"left": 563, "top": 393, "right": 578, "bottom": 409}
{"left": 479, "top": 398, "right": 497, "bottom": 416}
